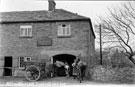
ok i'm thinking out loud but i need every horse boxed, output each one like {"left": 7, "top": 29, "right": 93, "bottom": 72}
{"left": 73, "top": 58, "right": 87, "bottom": 80}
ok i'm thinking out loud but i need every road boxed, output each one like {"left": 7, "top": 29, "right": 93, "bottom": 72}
{"left": 0, "top": 76, "right": 135, "bottom": 87}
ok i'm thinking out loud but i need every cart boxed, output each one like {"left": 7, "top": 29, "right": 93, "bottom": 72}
{"left": 23, "top": 61, "right": 47, "bottom": 81}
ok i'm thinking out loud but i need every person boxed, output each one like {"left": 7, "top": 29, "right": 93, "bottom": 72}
{"left": 74, "top": 58, "right": 87, "bottom": 79}
{"left": 48, "top": 63, "right": 54, "bottom": 78}
{"left": 64, "top": 62, "right": 70, "bottom": 77}
{"left": 76, "top": 58, "right": 87, "bottom": 80}
{"left": 72, "top": 59, "right": 78, "bottom": 79}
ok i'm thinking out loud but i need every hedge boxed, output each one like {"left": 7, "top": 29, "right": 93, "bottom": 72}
{"left": 87, "top": 65, "right": 135, "bottom": 83}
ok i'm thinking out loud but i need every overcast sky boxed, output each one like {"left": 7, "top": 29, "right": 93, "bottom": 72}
{"left": 0, "top": 0, "right": 127, "bottom": 49}
{"left": 0, "top": 0, "right": 125, "bottom": 23}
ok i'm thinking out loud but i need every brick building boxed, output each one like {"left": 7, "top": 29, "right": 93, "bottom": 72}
{"left": 0, "top": 0, "right": 96, "bottom": 76}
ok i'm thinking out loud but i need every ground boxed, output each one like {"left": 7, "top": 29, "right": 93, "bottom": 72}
{"left": 0, "top": 76, "right": 135, "bottom": 87}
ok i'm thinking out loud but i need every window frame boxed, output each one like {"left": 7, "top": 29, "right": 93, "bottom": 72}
{"left": 20, "top": 25, "right": 32, "bottom": 37}
{"left": 57, "top": 24, "right": 71, "bottom": 37}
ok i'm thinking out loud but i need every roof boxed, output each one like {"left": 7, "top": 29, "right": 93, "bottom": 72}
{"left": 0, "top": 9, "right": 95, "bottom": 38}
{"left": 0, "top": 9, "right": 89, "bottom": 22}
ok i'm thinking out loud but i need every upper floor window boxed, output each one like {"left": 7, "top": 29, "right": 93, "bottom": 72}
{"left": 57, "top": 24, "right": 71, "bottom": 37}
{"left": 20, "top": 25, "right": 32, "bottom": 37}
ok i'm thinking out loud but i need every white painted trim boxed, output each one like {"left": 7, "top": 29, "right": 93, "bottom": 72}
{"left": 20, "top": 25, "right": 32, "bottom": 37}
{"left": 20, "top": 25, "right": 32, "bottom": 28}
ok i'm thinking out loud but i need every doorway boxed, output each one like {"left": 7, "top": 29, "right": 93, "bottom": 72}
{"left": 53, "top": 54, "right": 76, "bottom": 76}
{"left": 4, "top": 56, "right": 12, "bottom": 76}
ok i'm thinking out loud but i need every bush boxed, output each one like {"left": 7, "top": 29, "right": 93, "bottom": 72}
{"left": 89, "top": 66, "right": 116, "bottom": 82}
{"left": 114, "top": 67, "right": 135, "bottom": 83}
{"left": 90, "top": 66, "right": 106, "bottom": 81}
{"left": 88, "top": 65, "right": 135, "bottom": 83}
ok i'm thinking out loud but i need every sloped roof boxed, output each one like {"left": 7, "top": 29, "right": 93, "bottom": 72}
{"left": 0, "top": 9, "right": 89, "bottom": 22}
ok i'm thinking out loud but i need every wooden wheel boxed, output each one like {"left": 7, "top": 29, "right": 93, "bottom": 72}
{"left": 25, "top": 65, "right": 40, "bottom": 81}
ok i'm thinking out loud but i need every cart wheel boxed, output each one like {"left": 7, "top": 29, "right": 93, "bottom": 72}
{"left": 25, "top": 65, "right": 40, "bottom": 81}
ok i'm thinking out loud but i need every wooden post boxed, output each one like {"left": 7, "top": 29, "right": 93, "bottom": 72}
{"left": 99, "top": 24, "right": 102, "bottom": 65}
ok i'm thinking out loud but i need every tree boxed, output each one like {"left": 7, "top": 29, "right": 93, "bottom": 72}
{"left": 96, "top": 1, "right": 135, "bottom": 64}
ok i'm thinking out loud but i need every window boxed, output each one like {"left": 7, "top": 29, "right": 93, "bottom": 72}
{"left": 19, "top": 57, "right": 25, "bottom": 69}
{"left": 24, "top": 57, "right": 31, "bottom": 62}
{"left": 58, "top": 24, "right": 71, "bottom": 37}
{"left": 19, "top": 57, "right": 31, "bottom": 69}
{"left": 20, "top": 25, "right": 32, "bottom": 37}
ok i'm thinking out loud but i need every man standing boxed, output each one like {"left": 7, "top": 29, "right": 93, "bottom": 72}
{"left": 72, "top": 59, "right": 78, "bottom": 79}
{"left": 77, "top": 59, "right": 87, "bottom": 80}
{"left": 64, "top": 62, "right": 70, "bottom": 77}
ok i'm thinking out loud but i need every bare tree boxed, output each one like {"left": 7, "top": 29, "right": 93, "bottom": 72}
{"left": 96, "top": 1, "right": 135, "bottom": 64}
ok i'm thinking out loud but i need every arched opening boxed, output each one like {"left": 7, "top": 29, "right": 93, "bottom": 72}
{"left": 53, "top": 54, "right": 76, "bottom": 76}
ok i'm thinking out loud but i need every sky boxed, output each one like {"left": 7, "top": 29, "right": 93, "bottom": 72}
{"left": 0, "top": 0, "right": 126, "bottom": 49}
{"left": 0, "top": 0, "right": 125, "bottom": 23}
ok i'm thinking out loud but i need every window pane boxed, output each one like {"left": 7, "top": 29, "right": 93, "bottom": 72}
{"left": 58, "top": 25, "right": 63, "bottom": 36}
{"left": 19, "top": 57, "right": 24, "bottom": 68}
{"left": 67, "top": 25, "right": 71, "bottom": 36}
{"left": 66, "top": 28, "right": 70, "bottom": 35}
{"left": 28, "top": 28, "right": 32, "bottom": 36}
{"left": 25, "top": 28, "right": 27, "bottom": 36}
{"left": 63, "top": 28, "right": 66, "bottom": 36}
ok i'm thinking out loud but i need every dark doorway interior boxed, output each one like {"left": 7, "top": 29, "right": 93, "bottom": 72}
{"left": 53, "top": 54, "right": 76, "bottom": 76}
{"left": 4, "top": 56, "right": 12, "bottom": 76}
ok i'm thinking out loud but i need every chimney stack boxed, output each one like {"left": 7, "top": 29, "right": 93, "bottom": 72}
{"left": 48, "top": 0, "right": 56, "bottom": 11}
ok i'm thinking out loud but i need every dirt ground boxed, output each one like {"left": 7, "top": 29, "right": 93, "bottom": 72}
{"left": 0, "top": 76, "right": 135, "bottom": 87}
{"left": 0, "top": 76, "right": 92, "bottom": 84}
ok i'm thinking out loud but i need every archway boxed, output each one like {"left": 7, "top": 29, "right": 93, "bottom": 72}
{"left": 53, "top": 54, "right": 76, "bottom": 76}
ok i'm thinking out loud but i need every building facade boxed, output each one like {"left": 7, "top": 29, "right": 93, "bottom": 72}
{"left": 0, "top": 0, "right": 96, "bottom": 76}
